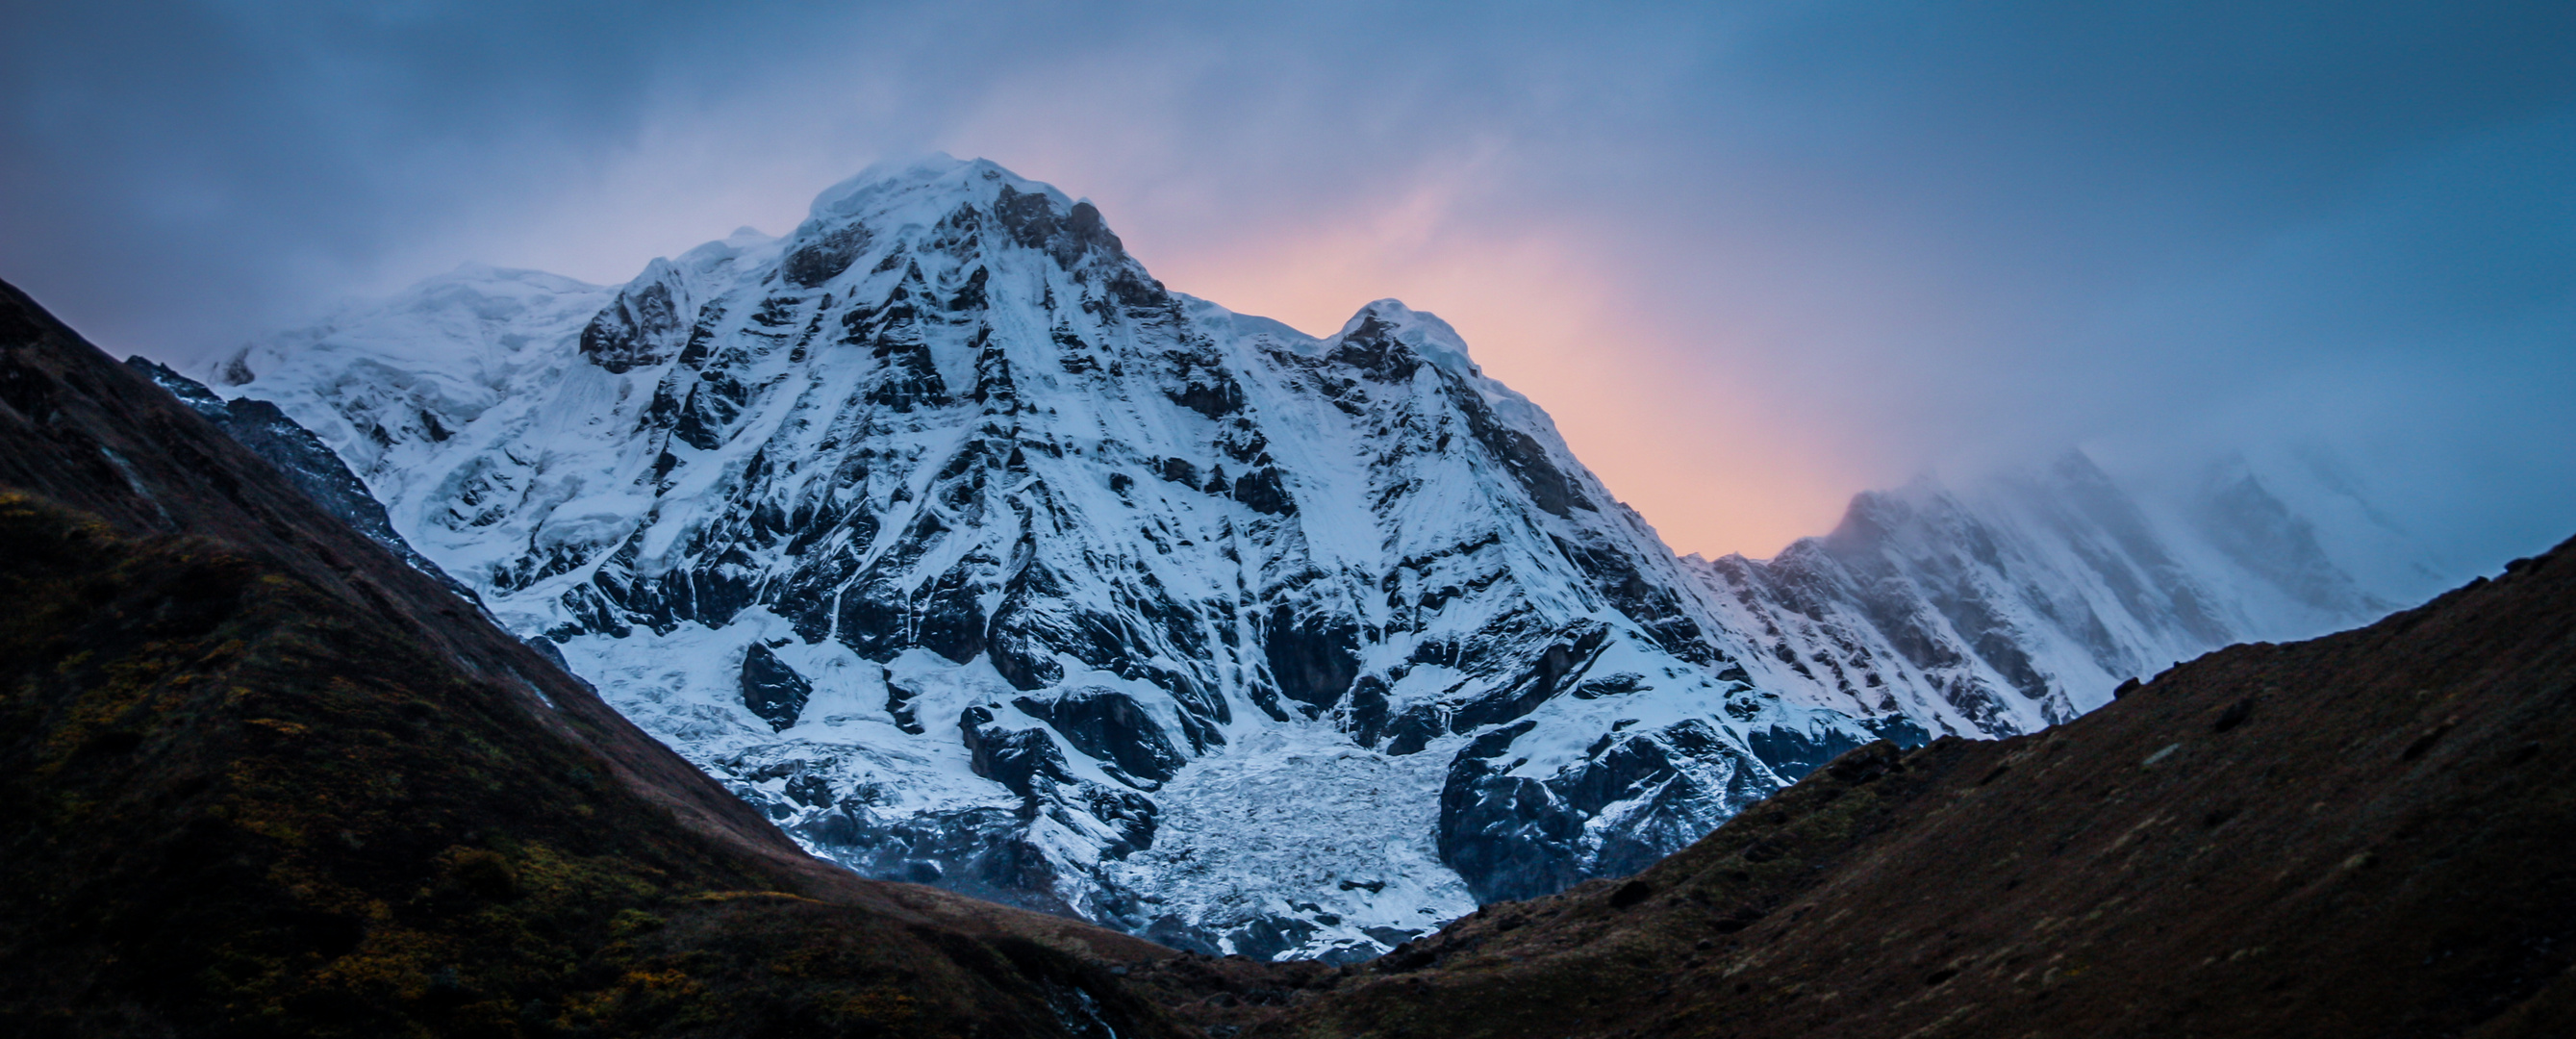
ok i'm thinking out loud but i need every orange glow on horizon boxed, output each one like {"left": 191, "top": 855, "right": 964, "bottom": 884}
{"left": 1135, "top": 215, "right": 1865, "bottom": 560}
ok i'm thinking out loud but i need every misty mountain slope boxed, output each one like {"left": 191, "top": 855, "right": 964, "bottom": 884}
{"left": 1687, "top": 451, "right": 2412, "bottom": 740}
{"left": 203, "top": 156, "right": 2399, "bottom": 959}
{"left": 2182, "top": 446, "right": 2453, "bottom": 615}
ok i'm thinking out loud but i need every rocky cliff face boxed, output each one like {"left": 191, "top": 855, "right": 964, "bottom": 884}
{"left": 202, "top": 157, "right": 2400, "bottom": 960}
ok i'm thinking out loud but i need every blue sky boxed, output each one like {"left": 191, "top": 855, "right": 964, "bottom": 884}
{"left": 3, "top": 1, "right": 2569, "bottom": 565}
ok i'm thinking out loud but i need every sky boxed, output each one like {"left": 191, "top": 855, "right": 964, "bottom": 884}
{"left": 3, "top": 0, "right": 2570, "bottom": 570}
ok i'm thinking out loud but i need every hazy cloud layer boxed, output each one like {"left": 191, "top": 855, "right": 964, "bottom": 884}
{"left": 4, "top": 0, "right": 2569, "bottom": 568}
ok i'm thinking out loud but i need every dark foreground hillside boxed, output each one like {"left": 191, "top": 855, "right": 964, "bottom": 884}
{"left": 1216, "top": 532, "right": 2576, "bottom": 1037}
{"left": 0, "top": 279, "right": 1185, "bottom": 1037}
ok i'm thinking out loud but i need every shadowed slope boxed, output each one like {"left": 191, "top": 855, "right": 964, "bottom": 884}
{"left": 1243, "top": 534, "right": 2576, "bottom": 1037}
{"left": 0, "top": 277, "right": 1179, "bottom": 1037}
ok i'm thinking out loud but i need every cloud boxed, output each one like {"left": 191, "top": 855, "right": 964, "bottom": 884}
{"left": 3, "top": 0, "right": 2569, "bottom": 567}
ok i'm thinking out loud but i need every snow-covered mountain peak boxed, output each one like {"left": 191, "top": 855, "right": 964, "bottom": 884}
{"left": 1330, "top": 299, "right": 1477, "bottom": 375}
{"left": 735, "top": 153, "right": 1152, "bottom": 317}
{"left": 205, "top": 158, "right": 2413, "bottom": 963}
{"left": 812, "top": 153, "right": 1008, "bottom": 214}
{"left": 803, "top": 153, "right": 1083, "bottom": 239}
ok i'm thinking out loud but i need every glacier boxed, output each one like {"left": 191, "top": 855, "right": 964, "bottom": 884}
{"left": 196, "top": 155, "right": 2413, "bottom": 962}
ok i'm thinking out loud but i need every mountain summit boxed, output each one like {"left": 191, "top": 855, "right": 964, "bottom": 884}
{"left": 206, "top": 157, "right": 2403, "bottom": 959}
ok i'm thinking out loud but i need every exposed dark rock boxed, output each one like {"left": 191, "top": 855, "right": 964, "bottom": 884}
{"left": 1433, "top": 674, "right": 1897, "bottom": 904}
{"left": 738, "top": 643, "right": 812, "bottom": 731}
{"left": 579, "top": 273, "right": 690, "bottom": 372}
{"left": 1224, "top": 915, "right": 1322, "bottom": 965}
{"left": 1742, "top": 722, "right": 1876, "bottom": 782}
{"left": 917, "top": 555, "right": 993, "bottom": 665}
{"left": 947, "top": 265, "right": 992, "bottom": 311}
{"left": 1441, "top": 715, "right": 1785, "bottom": 900}
{"left": 1551, "top": 534, "right": 1710, "bottom": 664}
{"left": 950, "top": 703, "right": 1160, "bottom": 859}
{"left": 1169, "top": 378, "right": 1244, "bottom": 419}
{"left": 1263, "top": 605, "right": 1361, "bottom": 716}
{"left": 671, "top": 370, "right": 751, "bottom": 450}
{"left": 857, "top": 299, "right": 948, "bottom": 412}
{"left": 1140, "top": 916, "right": 1224, "bottom": 957}
{"left": 1345, "top": 675, "right": 1392, "bottom": 745}
{"left": 1104, "top": 269, "right": 1170, "bottom": 311}
{"left": 782, "top": 773, "right": 834, "bottom": 807}
{"left": 1859, "top": 713, "right": 1934, "bottom": 749}
{"left": 1436, "top": 721, "right": 1579, "bottom": 903}
{"left": 834, "top": 573, "right": 914, "bottom": 662}
{"left": 1017, "top": 688, "right": 1186, "bottom": 785}
{"left": 782, "top": 221, "right": 873, "bottom": 288}
{"left": 886, "top": 678, "right": 925, "bottom": 735}
{"left": 1381, "top": 708, "right": 1448, "bottom": 757}
{"left": 989, "top": 559, "right": 1077, "bottom": 692}
{"left": 796, "top": 804, "right": 1081, "bottom": 918}
{"left": 992, "top": 185, "right": 1128, "bottom": 269}
{"left": 1571, "top": 672, "right": 1650, "bottom": 698}
{"left": 1324, "top": 317, "right": 1423, "bottom": 383}
{"left": 959, "top": 705, "right": 1074, "bottom": 800}
{"left": 1232, "top": 466, "right": 1294, "bottom": 515}
{"left": 1075, "top": 782, "right": 1159, "bottom": 857}
{"left": 1445, "top": 380, "right": 1593, "bottom": 517}
{"left": 1447, "top": 623, "right": 1612, "bottom": 733}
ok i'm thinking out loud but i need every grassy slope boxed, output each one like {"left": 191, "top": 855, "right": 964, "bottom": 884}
{"left": 1246, "top": 535, "right": 2576, "bottom": 1039}
{"left": 0, "top": 278, "right": 1183, "bottom": 1038}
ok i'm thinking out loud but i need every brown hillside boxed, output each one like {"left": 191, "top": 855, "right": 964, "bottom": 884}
{"left": 0, "top": 277, "right": 1186, "bottom": 1037}
{"left": 1236, "top": 535, "right": 2576, "bottom": 1038}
